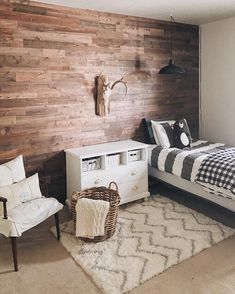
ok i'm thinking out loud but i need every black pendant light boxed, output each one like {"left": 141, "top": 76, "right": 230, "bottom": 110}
{"left": 159, "top": 15, "right": 186, "bottom": 74}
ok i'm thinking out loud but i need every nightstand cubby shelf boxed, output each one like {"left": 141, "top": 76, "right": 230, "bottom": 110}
{"left": 65, "top": 140, "right": 150, "bottom": 206}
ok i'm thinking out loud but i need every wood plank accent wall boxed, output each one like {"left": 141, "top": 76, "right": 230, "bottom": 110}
{"left": 0, "top": 1, "right": 199, "bottom": 202}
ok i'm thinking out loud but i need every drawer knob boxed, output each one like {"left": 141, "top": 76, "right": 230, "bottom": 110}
{"left": 131, "top": 171, "right": 137, "bottom": 176}
{"left": 94, "top": 179, "right": 101, "bottom": 184}
{"left": 132, "top": 185, "right": 138, "bottom": 191}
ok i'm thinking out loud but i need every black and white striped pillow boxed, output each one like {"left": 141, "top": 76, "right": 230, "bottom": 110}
{"left": 151, "top": 121, "right": 175, "bottom": 148}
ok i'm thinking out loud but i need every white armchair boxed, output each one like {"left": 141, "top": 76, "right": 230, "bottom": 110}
{"left": 0, "top": 155, "right": 63, "bottom": 272}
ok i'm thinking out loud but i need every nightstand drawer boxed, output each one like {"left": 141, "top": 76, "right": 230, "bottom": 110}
{"left": 118, "top": 178, "right": 148, "bottom": 201}
{"left": 120, "top": 163, "right": 147, "bottom": 183}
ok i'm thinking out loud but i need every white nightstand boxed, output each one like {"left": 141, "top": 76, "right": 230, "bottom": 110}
{"left": 65, "top": 140, "right": 150, "bottom": 206}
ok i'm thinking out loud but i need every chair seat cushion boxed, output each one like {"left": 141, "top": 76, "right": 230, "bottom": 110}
{"left": 0, "top": 197, "right": 63, "bottom": 237}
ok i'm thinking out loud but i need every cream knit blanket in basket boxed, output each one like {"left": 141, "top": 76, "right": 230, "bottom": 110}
{"left": 75, "top": 198, "right": 110, "bottom": 239}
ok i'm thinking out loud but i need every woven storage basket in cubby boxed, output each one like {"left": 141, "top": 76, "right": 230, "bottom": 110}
{"left": 71, "top": 182, "right": 120, "bottom": 242}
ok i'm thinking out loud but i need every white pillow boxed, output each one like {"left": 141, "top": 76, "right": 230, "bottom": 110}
{"left": 13, "top": 173, "right": 42, "bottom": 203}
{"left": 0, "top": 174, "right": 42, "bottom": 215}
{"left": 0, "top": 155, "right": 26, "bottom": 187}
{"left": 151, "top": 120, "right": 175, "bottom": 148}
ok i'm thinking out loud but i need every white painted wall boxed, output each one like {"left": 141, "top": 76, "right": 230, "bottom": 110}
{"left": 200, "top": 16, "right": 235, "bottom": 145}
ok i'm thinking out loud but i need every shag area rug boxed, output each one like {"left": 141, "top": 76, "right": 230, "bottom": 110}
{"left": 51, "top": 195, "right": 235, "bottom": 294}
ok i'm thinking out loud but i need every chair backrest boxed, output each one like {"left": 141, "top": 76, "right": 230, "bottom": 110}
{"left": 0, "top": 155, "right": 26, "bottom": 187}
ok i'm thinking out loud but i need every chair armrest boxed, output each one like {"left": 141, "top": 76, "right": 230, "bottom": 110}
{"left": 0, "top": 197, "right": 8, "bottom": 219}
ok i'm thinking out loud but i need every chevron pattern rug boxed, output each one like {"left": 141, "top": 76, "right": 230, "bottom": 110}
{"left": 51, "top": 195, "right": 235, "bottom": 294}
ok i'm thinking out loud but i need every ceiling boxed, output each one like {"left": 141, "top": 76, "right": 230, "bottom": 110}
{"left": 39, "top": 0, "right": 235, "bottom": 25}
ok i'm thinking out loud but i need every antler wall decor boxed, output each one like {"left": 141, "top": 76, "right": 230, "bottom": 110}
{"left": 96, "top": 74, "right": 127, "bottom": 116}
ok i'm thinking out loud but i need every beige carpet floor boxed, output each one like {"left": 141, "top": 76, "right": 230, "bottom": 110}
{"left": 1, "top": 189, "right": 235, "bottom": 294}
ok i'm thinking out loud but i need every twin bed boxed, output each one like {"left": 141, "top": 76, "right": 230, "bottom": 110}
{"left": 144, "top": 119, "right": 235, "bottom": 212}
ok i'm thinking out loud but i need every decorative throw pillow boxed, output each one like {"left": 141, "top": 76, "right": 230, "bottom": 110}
{"left": 13, "top": 173, "right": 42, "bottom": 203}
{"left": 173, "top": 119, "right": 192, "bottom": 149}
{"left": 0, "top": 155, "right": 26, "bottom": 187}
{"left": 0, "top": 174, "right": 42, "bottom": 216}
{"left": 151, "top": 120, "right": 175, "bottom": 148}
{"left": 180, "top": 118, "right": 192, "bottom": 143}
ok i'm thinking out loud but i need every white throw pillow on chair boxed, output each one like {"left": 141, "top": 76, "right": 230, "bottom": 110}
{"left": 0, "top": 155, "right": 26, "bottom": 187}
{"left": 0, "top": 173, "right": 42, "bottom": 216}
{"left": 12, "top": 173, "right": 42, "bottom": 203}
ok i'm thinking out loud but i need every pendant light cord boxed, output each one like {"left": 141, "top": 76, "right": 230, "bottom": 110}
{"left": 170, "top": 14, "right": 175, "bottom": 61}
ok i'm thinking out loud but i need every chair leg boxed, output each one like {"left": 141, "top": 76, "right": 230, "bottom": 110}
{"left": 10, "top": 237, "right": 18, "bottom": 272}
{"left": 54, "top": 212, "right": 60, "bottom": 240}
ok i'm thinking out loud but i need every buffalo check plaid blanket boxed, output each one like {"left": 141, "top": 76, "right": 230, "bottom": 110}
{"left": 150, "top": 140, "right": 235, "bottom": 199}
{"left": 195, "top": 148, "right": 235, "bottom": 199}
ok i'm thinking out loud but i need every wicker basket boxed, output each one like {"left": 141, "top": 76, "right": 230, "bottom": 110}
{"left": 71, "top": 181, "right": 120, "bottom": 242}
